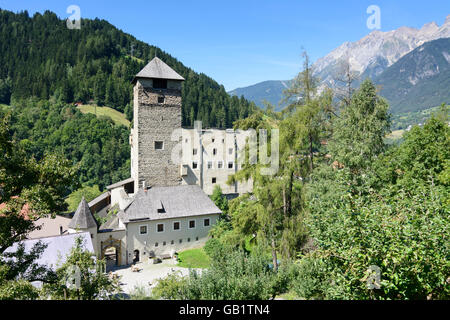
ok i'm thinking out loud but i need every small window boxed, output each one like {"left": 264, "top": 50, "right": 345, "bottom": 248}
{"left": 212, "top": 138, "right": 215, "bottom": 143}
{"left": 196, "top": 237, "right": 199, "bottom": 241}
{"left": 155, "top": 242, "right": 158, "bottom": 247}
{"left": 155, "top": 141, "right": 164, "bottom": 150}
{"left": 153, "top": 78, "right": 167, "bottom": 89}
{"left": 157, "top": 224, "right": 164, "bottom": 232}
{"left": 218, "top": 161, "right": 223, "bottom": 169}
{"left": 212, "top": 177, "right": 217, "bottom": 184}
{"left": 185, "top": 138, "right": 188, "bottom": 143}
{"left": 173, "top": 222, "right": 180, "bottom": 230}
{"left": 192, "top": 162, "right": 198, "bottom": 169}
{"left": 193, "top": 148, "right": 197, "bottom": 155}
{"left": 228, "top": 162, "right": 234, "bottom": 169}
{"left": 213, "top": 148, "right": 217, "bottom": 155}
{"left": 171, "top": 240, "right": 174, "bottom": 245}
{"left": 163, "top": 241, "right": 166, "bottom": 246}
{"left": 222, "top": 139, "right": 225, "bottom": 143}
{"left": 179, "top": 239, "right": 182, "bottom": 244}
{"left": 187, "top": 238, "right": 190, "bottom": 242}
{"left": 204, "top": 219, "right": 210, "bottom": 227}
{"left": 207, "top": 161, "right": 213, "bottom": 169}
{"left": 189, "top": 220, "right": 196, "bottom": 229}
{"left": 140, "top": 225, "right": 147, "bottom": 235}
{"left": 158, "top": 95, "right": 165, "bottom": 104}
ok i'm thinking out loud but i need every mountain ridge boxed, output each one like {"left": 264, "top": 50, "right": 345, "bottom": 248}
{"left": 229, "top": 15, "right": 450, "bottom": 113}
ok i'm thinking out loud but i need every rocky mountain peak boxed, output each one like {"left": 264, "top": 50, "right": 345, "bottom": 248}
{"left": 312, "top": 15, "right": 450, "bottom": 85}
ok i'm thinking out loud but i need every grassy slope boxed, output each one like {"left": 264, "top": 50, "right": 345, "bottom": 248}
{"left": 77, "top": 104, "right": 130, "bottom": 127}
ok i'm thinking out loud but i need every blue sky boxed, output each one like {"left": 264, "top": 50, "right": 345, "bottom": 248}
{"left": 0, "top": 0, "right": 449, "bottom": 91}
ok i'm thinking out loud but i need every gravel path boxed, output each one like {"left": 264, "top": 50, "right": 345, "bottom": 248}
{"left": 110, "top": 259, "right": 200, "bottom": 296}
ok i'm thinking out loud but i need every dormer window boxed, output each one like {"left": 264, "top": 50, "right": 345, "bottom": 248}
{"left": 153, "top": 79, "right": 167, "bottom": 89}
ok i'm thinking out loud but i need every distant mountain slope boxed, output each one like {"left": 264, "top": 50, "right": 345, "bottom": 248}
{"left": 314, "top": 15, "right": 450, "bottom": 88}
{"left": 374, "top": 37, "right": 450, "bottom": 113}
{"left": 232, "top": 15, "right": 450, "bottom": 113}
{"left": 229, "top": 80, "right": 292, "bottom": 110}
{"left": 0, "top": 9, "right": 255, "bottom": 128}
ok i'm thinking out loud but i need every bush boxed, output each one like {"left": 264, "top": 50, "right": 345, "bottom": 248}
{"left": 153, "top": 247, "right": 288, "bottom": 300}
{"left": 203, "top": 238, "right": 223, "bottom": 258}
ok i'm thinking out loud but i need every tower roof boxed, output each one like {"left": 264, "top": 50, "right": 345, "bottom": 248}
{"left": 132, "top": 57, "right": 185, "bottom": 83}
{"left": 68, "top": 197, "right": 97, "bottom": 229}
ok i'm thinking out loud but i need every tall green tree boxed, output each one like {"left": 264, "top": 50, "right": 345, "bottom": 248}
{"left": 0, "top": 115, "right": 78, "bottom": 299}
{"left": 328, "top": 79, "right": 391, "bottom": 186}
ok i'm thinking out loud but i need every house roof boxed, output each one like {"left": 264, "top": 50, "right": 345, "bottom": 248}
{"left": 106, "top": 177, "right": 134, "bottom": 190}
{"left": 88, "top": 191, "right": 111, "bottom": 207}
{"left": 4, "top": 232, "right": 94, "bottom": 271}
{"left": 99, "top": 215, "right": 125, "bottom": 233}
{"left": 68, "top": 197, "right": 97, "bottom": 229}
{"left": 132, "top": 57, "right": 185, "bottom": 83}
{"left": 28, "top": 215, "right": 72, "bottom": 239}
{"left": 118, "top": 185, "right": 221, "bottom": 223}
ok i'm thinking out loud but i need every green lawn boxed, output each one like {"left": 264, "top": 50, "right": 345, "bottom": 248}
{"left": 77, "top": 104, "right": 130, "bottom": 127}
{"left": 176, "top": 248, "right": 211, "bottom": 269}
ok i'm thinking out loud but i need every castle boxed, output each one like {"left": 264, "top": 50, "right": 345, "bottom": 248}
{"left": 63, "top": 57, "right": 254, "bottom": 267}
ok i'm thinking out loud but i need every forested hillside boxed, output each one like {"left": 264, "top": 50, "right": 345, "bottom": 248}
{"left": 0, "top": 9, "right": 256, "bottom": 128}
{"left": 0, "top": 98, "right": 130, "bottom": 190}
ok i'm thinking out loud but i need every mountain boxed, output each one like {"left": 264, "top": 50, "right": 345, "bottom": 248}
{"left": 374, "top": 37, "right": 450, "bottom": 113}
{"left": 315, "top": 15, "right": 450, "bottom": 87}
{"left": 0, "top": 9, "right": 256, "bottom": 128}
{"left": 229, "top": 80, "right": 292, "bottom": 110}
{"left": 231, "top": 15, "right": 450, "bottom": 113}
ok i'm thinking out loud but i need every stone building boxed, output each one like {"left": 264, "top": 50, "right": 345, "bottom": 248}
{"left": 65, "top": 185, "right": 220, "bottom": 268}
{"left": 129, "top": 57, "right": 253, "bottom": 196}
{"left": 61, "top": 57, "right": 254, "bottom": 267}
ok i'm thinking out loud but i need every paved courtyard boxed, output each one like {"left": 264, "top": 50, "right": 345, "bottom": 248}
{"left": 109, "top": 258, "right": 199, "bottom": 296}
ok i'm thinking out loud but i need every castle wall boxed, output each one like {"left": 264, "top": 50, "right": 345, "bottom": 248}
{"left": 130, "top": 77, "right": 253, "bottom": 196}
{"left": 125, "top": 214, "right": 218, "bottom": 261}
{"left": 180, "top": 128, "right": 253, "bottom": 195}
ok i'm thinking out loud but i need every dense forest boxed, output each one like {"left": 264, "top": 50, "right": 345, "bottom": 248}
{"left": 0, "top": 9, "right": 256, "bottom": 128}
{"left": 0, "top": 99, "right": 130, "bottom": 190}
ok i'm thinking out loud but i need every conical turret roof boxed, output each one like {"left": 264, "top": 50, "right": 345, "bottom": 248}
{"left": 68, "top": 197, "right": 97, "bottom": 229}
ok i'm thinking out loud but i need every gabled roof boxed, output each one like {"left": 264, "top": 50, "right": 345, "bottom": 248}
{"left": 132, "top": 57, "right": 185, "bottom": 83}
{"left": 68, "top": 197, "right": 98, "bottom": 229}
{"left": 106, "top": 177, "right": 134, "bottom": 190}
{"left": 118, "top": 185, "right": 221, "bottom": 223}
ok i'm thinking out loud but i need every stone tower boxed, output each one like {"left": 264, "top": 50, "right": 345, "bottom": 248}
{"left": 130, "top": 57, "right": 185, "bottom": 190}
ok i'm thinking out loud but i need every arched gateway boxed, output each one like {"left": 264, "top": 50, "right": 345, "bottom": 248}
{"left": 100, "top": 235, "right": 122, "bottom": 267}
